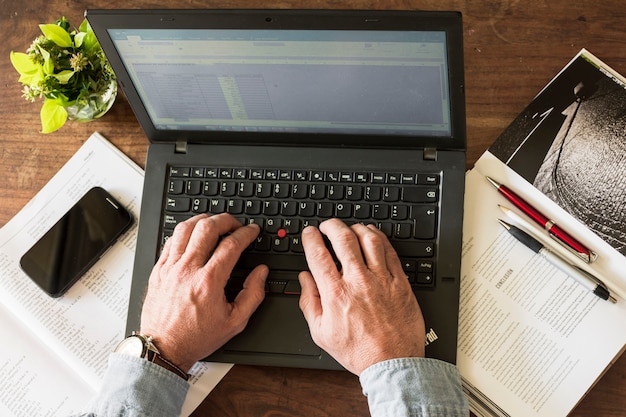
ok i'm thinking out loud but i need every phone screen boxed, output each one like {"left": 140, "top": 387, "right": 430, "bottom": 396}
{"left": 20, "top": 187, "right": 133, "bottom": 297}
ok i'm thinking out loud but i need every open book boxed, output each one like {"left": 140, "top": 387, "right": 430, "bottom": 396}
{"left": 0, "top": 133, "right": 231, "bottom": 416}
{"left": 459, "top": 49, "right": 626, "bottom": 417}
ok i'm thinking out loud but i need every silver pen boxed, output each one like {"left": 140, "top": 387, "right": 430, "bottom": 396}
{"left": 498, "top": 219, "right": 616, "bottom": 303}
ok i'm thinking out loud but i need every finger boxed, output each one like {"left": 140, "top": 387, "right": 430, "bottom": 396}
{"left": 350, "top": 223, "right": 388, "bottom": 277}
{"left": 203, "top": 221, "right": 261, "bottom": 284}
{"left": 230, "top": 265, "right": 269, "bottom": 331}
{"left": 182, "top": 214, "right": 245, "bottom": 266}
{"left": 367, "top": 225, "right": 406, "bottom": 280}
{"left": 301, "top": 225, "right": 342, "bottom": 295}
{"left": 167, "top": 214, "right": 210, "bottom": 261}
{"left": 318, "top": 219, "right": 366, "bottom": 276}
{"left": 298, "top": 270, "right": 323, "bottom": 327}
{"left": 156, "top": 234, "right": 173, "bottom": 266}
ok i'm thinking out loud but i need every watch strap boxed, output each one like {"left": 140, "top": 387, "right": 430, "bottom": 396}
{"left": 127, "top": 332, "right": 190, "bottom": 381}
{"left": 150, "top": 351, "right": 190, "bottom": 381}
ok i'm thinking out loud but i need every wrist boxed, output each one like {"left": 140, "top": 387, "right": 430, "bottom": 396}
{"left": 115, "top": 332, "right": 190, "bottom": 381}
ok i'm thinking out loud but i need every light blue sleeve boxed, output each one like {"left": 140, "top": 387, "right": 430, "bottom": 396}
{"left": 79, "top": 353, "right": 189, "bottom": 417}
{"left": 359, "top": 357, "right": 468, "bottom": 417}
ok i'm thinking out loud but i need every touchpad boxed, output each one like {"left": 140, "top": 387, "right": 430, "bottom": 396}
{"left": 223, "top": 296, "right": 321, "bottom": 356}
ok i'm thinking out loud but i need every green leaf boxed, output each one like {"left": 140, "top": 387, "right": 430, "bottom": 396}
{"left": 78, "top": 18, "right": 90, "bottom": 33}
{"left": 40, "top": 99, "right": 68, "bottom": 133}
{"left": 74, "top": 32, "right": 86, "bottom": 48}
{"left": 77, "top": 19, "right": 99, "bottom": 51}
{"left": 39, "top": 23, "right": 73, "bottom": 48}
{"left": 43, "top": 56, "right": 54, "bottom": 75}
{"left": 10, "top": 51, "right": 43, "bottom": 85}
{"left": 53, "top": 70, "right": 75, "bottom": 84}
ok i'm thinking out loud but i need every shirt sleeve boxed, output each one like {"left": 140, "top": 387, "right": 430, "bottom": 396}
{"left": 81, "top": 353, "right": 190, "bottom": 417}
{"left": 359, "top": 357, "right": 468, "bottom": 417}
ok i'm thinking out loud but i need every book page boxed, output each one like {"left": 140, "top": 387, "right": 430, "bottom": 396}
{"left": 0, "top": 133, "right": 232, "bottom": 416}
{"left": 0, "top": 133, "right": 143, "bottom": 391}
{"left": 0, "top": 302, "right": 93, "bottom": 416}
{"left": 459, "top": 161, "right": 626, "bottom": 417}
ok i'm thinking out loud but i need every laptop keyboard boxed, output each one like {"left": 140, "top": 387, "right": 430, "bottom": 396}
{"left": 163, "top": 166, "right": 439, "bottom": 299}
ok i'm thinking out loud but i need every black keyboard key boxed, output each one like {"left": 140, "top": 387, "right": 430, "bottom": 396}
{"left": 192, "top": 198, "right": 208, "bottom": 213}
{"left": 220, "top": 181, "right": 236, "bottom": 196}
{"left": 186, "top": 180, "right": 202, "bottom": 195}
{"left": 274, "top": 183, "right": 290, "bottom": 198}
{"left": 272, "top": 236, "right": 290, "bottom": 252}
{"left": 166, "top": 197, "right": 190, "bottom": 212}
{"left": 317, "top": 202, "right": 333, "bottom": 217}
{"left": 170, "top": 166, "right": 190, "bottom": 177}
{"left": 292, "top": 183, "right": 308, "bottom": 199}
{"left": 226, "top": 199, "right": 243, "bottom": 214}
{"left": 283, "top": 219, "right": 301, "bottom": 234}
{"left": 238, "top": 182, "right": 254, "bottom": 197}
{"left": 402, "top": 187, "right": 439, "bottom": 203}
{"left": 354, "top": 203, "right": 371, "bottom": 219}
{"left": 346, "top": 185, "right": 363, "bottom": 201}
{"left": 169, "top": 180, "right": 184, "bottom": 195}
{"left": 298, "top": 201, "right": 316, "bottom": 217}
{"left": 244, "top": 200, "right": 262, "bottom": 215}
{"left": 284, "top": 280, "right": 302, "bottom": 295}
{"left": 391, "top": 241, "right": 435, "bottom": 258}
{"left": 234, "top": 169, "right": 247, "bottom": 179}
{"left": 328, "top": 184, "right": 344, "bottom": 200}
{"left": 372, "top": 204, "right": 390, "bottom": 220}
{"left": 364, "top": 186, "right": 381, "bottom": 201}
{"left": 310, "top": 184, "right": 326, "bottom": 199}
{"left": 391, "top": 205, "right": 408, "bottom": 220}
{"left": 208, "top": 199, "right": 225, "bottom": 213}
{"left": 280, "top": 201, "right": 298, "bottom": 216}
{"left": 412, "top": 205, "right": 438, "bottom": 239}
{"left": 263, "top": 201, "right": 279, "bottom": 216}
{"left": 383, "top": 186, "right": 400, "bottom": 202}
{"left": 237, "top": 253, "right": 308, "bottom": 271}
{"left": 203, "top": 181, "right": 218, "bottom": 196}
{"left": 401, "top": 174, "right": 416, "bottom": 184}
{"left": 219, "top": 168, "right": 233, "bottom": 179}
{"left": 418, "top": 174, "right": 440, "bottom": 185}
{"left": 335, "top": 203, "right": 352, "bottom": 218}
{"left": 256, "top": 183, "right": 272, "bottom": 198}
{"left": 163, "top": 213, "right": 192, "bottom": 229}
{"left": 393, "top": 223, "right": 412, "bottom": 239}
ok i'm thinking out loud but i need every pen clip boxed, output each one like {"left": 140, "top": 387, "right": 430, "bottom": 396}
{"left": 548, "top": 232, "right": 598, "bottom": 263}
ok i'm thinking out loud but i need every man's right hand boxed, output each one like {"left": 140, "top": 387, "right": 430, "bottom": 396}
{"left": 298, "top": 219, "right": 426, "bottom": 376}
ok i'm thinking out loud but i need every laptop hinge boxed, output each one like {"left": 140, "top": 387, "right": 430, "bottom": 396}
{"left": 424, "top": 147, "right": 437, "bottom": 161}
{"left": 175, "top": 141, "right": 187, "bottom": 154}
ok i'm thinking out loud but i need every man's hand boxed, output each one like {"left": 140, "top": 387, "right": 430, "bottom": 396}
{"left": 299, "top": 219, "right": 425, "bottom": 375}
{"left": 140, "top": 213, "right": 268, "bottom": 372}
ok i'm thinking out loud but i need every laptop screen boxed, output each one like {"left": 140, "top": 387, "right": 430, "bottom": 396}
{"left": 109, "top": 29, "right": 451, "bottom": 137}
{"left": 88, "top": 9, "right": 465, "bottom": 148}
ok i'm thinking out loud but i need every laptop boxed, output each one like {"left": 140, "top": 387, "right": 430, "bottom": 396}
{"left": 87, "top": 9, "right": 466, "bottom": 369}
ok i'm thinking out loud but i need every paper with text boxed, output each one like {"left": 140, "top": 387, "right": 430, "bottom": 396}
{"left": 458, "top": 159, "right": 626, "bottom": 417}
{"left": 0, "top": 132, "right": 231, "bottom": 416}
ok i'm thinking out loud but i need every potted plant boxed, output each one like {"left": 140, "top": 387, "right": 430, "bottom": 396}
{"left": 10, "top": 17, "right": 117, "bottom": 133}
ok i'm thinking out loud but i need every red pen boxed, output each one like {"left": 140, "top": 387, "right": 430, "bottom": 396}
{"left": 486, "top": 176, "right": 596, "bottom": 263}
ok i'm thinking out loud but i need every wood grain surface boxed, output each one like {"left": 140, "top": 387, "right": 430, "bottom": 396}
{"left": 1, "top": 1, "right": 624, "bottom": 416}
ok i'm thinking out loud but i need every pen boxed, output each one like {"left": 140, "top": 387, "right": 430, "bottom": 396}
{"left": 498, "top": 219, "right": 616, "bottom": 303}
{"left": 499, "top": 204, "right": 580, "bottom": 264}
{"left": 486, "top": 176, "right": 596, "bottom": 263}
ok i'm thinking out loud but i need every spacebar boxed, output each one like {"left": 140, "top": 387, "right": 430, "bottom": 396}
{"left": 237, "top": 253, "right": 309, "bottom": 271}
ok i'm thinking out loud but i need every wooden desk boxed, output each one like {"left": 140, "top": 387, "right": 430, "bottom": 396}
{"left": 2, "top": 1, "right": 624, "bottom": 416}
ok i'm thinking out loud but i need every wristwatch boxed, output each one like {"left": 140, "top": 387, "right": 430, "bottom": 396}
{"left": 115, "top": 332, "right": 189, "bottom": 380}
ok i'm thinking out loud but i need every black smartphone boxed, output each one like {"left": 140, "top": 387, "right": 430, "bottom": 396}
{"left": 20, "top": 187, "right": 134, "bottom": 297}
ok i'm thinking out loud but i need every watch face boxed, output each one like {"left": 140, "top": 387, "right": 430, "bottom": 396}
{"left": 115, "top": 335, "right": 146, "bottom": 357}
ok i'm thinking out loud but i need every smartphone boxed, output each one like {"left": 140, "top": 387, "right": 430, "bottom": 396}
{"left": 20, "top": 187, "right": 133, "bottom": 297}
